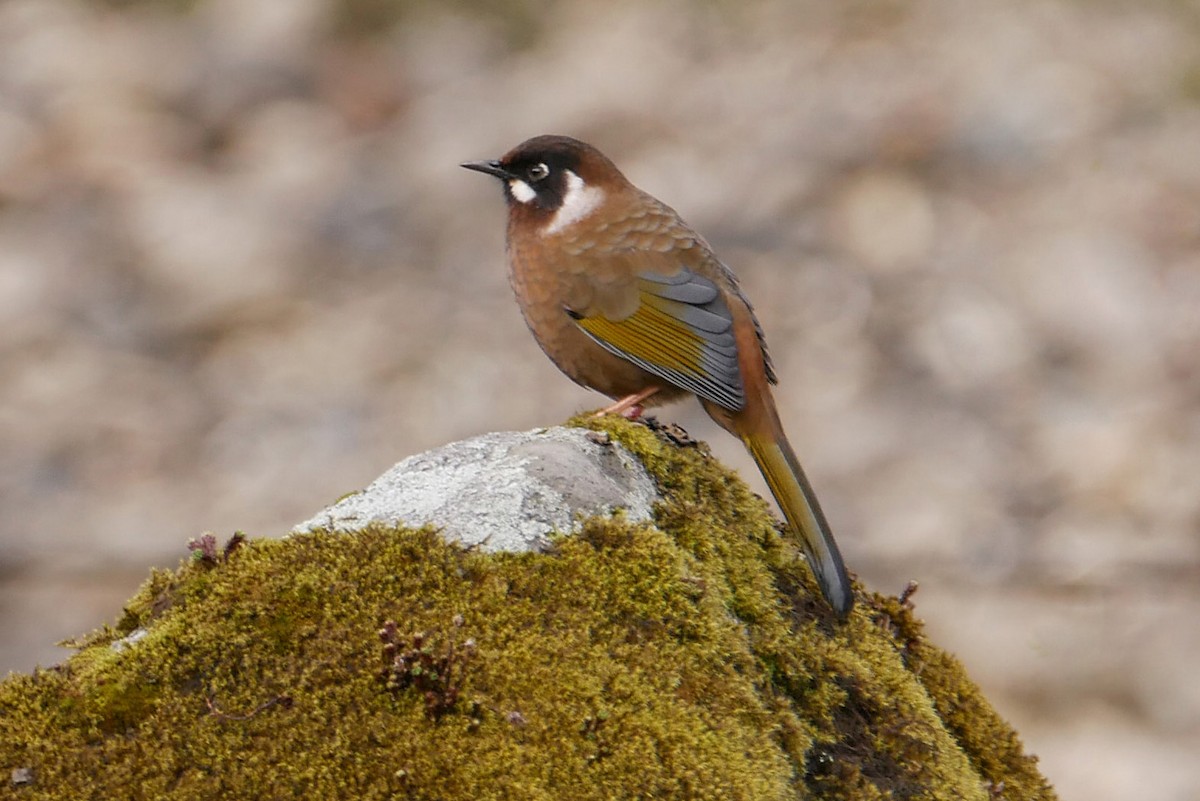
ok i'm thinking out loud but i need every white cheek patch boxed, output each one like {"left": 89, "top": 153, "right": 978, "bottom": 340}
{"left": 508, "top": 179, "right": 536, "bottom": 204}
{"left": 544, "top": 170, "right": 604, "bottom": 235}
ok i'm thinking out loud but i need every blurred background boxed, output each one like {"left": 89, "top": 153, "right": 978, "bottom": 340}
{"left": 1, "top": 0, "right": 1197, "bottom": 797}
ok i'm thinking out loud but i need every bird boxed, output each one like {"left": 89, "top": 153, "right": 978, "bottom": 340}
{"left": 462, "top": 135, "right": 854, "bottom": 617}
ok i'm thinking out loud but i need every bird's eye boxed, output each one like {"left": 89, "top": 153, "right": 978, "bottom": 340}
{"left": 527, "top": 163, "right": 550, "bottom": 182}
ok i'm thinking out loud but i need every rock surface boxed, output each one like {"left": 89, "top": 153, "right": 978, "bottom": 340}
{"left": 293, "top": 427, "right": 658, "bottom": 552}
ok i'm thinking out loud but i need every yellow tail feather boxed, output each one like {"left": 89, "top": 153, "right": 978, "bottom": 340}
{"left": 743, "top": 433, "right": 853, "bottom": 617}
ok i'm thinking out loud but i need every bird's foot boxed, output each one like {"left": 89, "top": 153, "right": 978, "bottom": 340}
{"left": 594, "top": 387, "right": 660, "bottom": 419}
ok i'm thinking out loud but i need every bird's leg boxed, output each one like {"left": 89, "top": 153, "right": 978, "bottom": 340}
{"left": 595, "top": 386, "right": 660, "bottom": 419}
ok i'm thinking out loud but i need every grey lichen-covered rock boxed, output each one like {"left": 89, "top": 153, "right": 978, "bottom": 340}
{"left": 293, "top": 426, "right": 658, "bottom": 552}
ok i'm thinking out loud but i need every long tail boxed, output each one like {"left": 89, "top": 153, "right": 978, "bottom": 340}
{"left": 743, "top": 431, "right": 854, "bottom": 617}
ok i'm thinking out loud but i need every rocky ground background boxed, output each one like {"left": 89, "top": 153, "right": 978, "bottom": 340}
{"left": 0, "top": 1, "right": 1197, "bottom": 798}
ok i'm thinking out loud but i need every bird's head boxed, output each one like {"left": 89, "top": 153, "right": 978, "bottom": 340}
{"left": 462, "top": 135, "right": 629, "bottom": 235}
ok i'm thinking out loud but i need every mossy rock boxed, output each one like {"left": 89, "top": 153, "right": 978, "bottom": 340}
{"left": 0, "top": 415, "right": 1056, "bottom": 800}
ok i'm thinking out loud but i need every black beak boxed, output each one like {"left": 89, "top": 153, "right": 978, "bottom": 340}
{"left": 460, "top": 159, "right": 512, "bottom": 180}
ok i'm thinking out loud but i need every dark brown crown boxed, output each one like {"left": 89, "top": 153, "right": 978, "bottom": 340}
{"left": 462, "top": 135, "right": 629, "bottom": 212}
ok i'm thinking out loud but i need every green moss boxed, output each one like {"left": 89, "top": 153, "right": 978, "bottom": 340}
{"left": 0, "top": 416, "right": 1055, "bottom": 800}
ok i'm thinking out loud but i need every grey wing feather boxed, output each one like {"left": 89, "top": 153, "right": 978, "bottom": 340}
{"left": 710, "top": 260, "right": 777, "bottom": 385}
{"left": 637, "top": 271, "right": 721, "bottom": 305}
{"left": 576, "top": 267, "right": 747, "bottom": 411}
